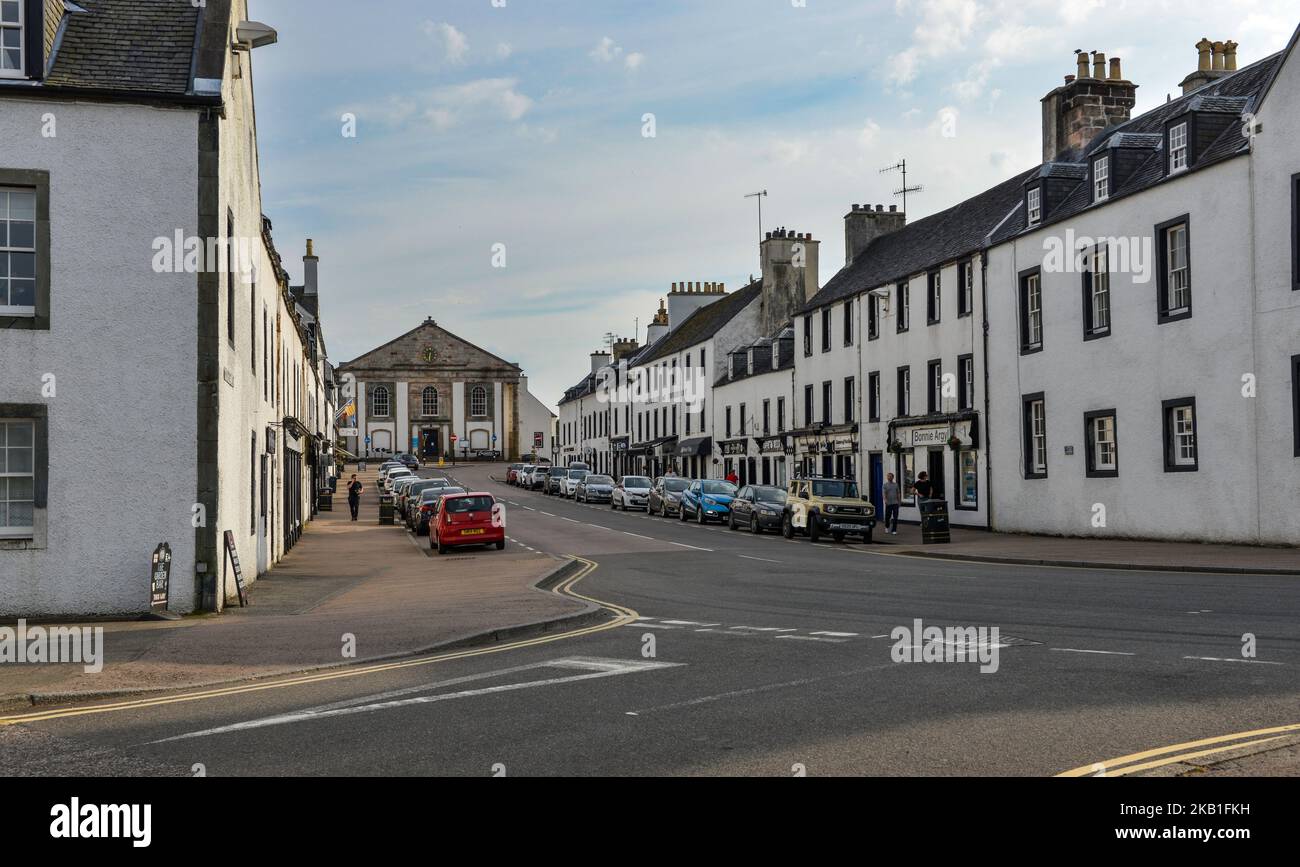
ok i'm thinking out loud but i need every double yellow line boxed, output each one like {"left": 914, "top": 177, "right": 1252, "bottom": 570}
{"left": 1, "top": 555, "right": 633, "bottom": 727}
{"left": 1058, "top": 722, "right": 1300, "bottom": 776}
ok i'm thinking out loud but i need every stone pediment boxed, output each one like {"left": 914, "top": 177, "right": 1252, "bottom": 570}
{"left": 339, "top": 319, "right": 521, "bottom": 376}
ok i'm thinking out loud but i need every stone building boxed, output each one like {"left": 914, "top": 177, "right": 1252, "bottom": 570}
{"left": 338, "top": 319, "right": 554, "bottom": 462}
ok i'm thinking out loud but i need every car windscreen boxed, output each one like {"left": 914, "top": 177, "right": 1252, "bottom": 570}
{"left": 812, "top": 480, "right": 860, "bottom": 498}
{"left": 663, "top": 478, "right": 689, "bottom": 492}
{"left": 567, "top": 470, "right": 588, "bottom": 480}
{"left": 622, "top": 477, "right": 651, "bottom": 488}
{"left": 549, "top": 468, "right": 567, "bottom": 477}
{"left": 754, "top": 487, "right": 787, "bottom": 503}
{"left": 701, "top": 481, "right": 737, "bottom": 495}
{"left": 586, "top": 476, "right": 613, "bottom": 485}
{"left": 445, "top": 496, "right": 493, "bottom": 513}
{"left": 423, "top": 487, "right": 465, "bottom": 501}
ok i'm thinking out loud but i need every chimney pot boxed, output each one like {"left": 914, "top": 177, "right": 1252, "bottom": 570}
{"left": 1197, "top": 38, "right": 1213, "bottom": 71}
{"left": 1108, "top": 57, "right": 1122, "bottom": 81}
{"left": 1076, "top": 50, "right": 1089, "bottom": 79}
{"left": 306, "top": 238, "right": 315, "bottom": 257}
{"left": 889, "top": 205, "right": 897, "bottom": 212}
{"left": 1212, "top": 41, "right": 1226, "bottom": 71}
{"left": 1091, "top": 51, "right": 1106, "bottom": 80}
{"left": 875, "top": 204, "right": 883, "bottom": 212}
{"left": 1224, "top": 40, "right": 1238, "bottom": 71}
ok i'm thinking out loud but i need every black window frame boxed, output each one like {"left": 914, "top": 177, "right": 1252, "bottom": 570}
{"left": 0, "top": 403, "right": 49, "bottom": 549}
{"left": 1083, "top": 408, "right": 1119, "bottom": 478}
{"left": 868, "top": 371, "right": 880, "bottom": 423}
{"left": 1164, "top": 112, "right": 1197, "bottom": 176}
{"left": 1081, "top": 242, "right": 1112, "bottom": 340}
{"left": 821, "top": 307, "right": 832, "bottom": 352}
{"left": 957, "top": 260, "right": 973, "bottom": 318}
{"left": 926, "top": 269, "right": 941, "bottom": 325}
{"left": 1292, "top": 173, "right": 1300, "bottom": 293}
{"left": 868, "top": 292, "right": 880, "bottom": 340}
{"left": 1022, "top": 392, "right": 1047, "bottom": 480}
{"left": 0, "top": 169, "right": 51, "bottom": 331}
{"left": 842, "top": 297, "right": 854, "bottom": 346}
{"left": 1025, "top": 183, "right": 1043, "bottom": 227}
{"left": 926, "top": 359, "right": 941, "bottom": 414}
{"left": 843, "top": 376, "right": 855, "bottom": 424}
{"left": 821, "top": 380, "right": 832, "bottom": 425}
{"left": 1162, "top": 397, "right": 1199, "bottom": 473}
{"left": 1293, "top": 354, "right": 1300, "bottom": 457}
{"left": 803, "top": 384, "right": 814, "bottom": 426}
{"left": 957, "top": 354, "right": 973, "bottom": 411}
{"left": 725, "top": 405, "right": 733, "bottom": 438}
{"left": 896, "top": 281, "right": 909, "bottom": 333}
{"left": 1018, "top": 266, "right": 1043, "bottom": 355}
{"left": 896, "top": 365, "right": 910, "bottom": 417}
{"left": 802, "top": 314, "right": 812, "bottom": 356}
{"left": 1155, "top": 214, "right": 1193, "bottom": 324}
{"left": 1092, "top": 153, "right": 1111, "bottom": 203}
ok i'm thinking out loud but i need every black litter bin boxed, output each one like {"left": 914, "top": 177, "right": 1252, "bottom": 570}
{"left": 378, "top": 494, "right": 395, "bottom": 525}
{"left": 318, "top": 490, "right": 333, "bottom": 512}
{"left": 919, "top": 498, "right": 950, "bottom": 544}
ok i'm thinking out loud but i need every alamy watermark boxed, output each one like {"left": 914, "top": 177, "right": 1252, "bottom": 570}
{"left": 0, "top": 619, "right": 103, "bottom": 673}
{"left": 593, "top": 359, "right": 708, "bottom": 412}
{"left": 891, "top": 618, "right": 1001, "bottom": 673}
{"left": 1042, "top": 229, "right": 1152, "bottom": 284}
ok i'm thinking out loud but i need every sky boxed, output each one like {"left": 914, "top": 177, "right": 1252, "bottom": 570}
{"left": 251, "top": 0, "right": 1298, "bottom": 411}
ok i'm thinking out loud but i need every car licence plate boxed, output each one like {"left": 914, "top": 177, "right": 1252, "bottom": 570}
{"left": 830, "top": 523, "right": 864, "bottom": 532}
{"left": 461, "top": 529, "right": 485, "bottom": 535}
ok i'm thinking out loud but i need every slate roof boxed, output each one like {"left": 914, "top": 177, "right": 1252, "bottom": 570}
{"left": 801, "top": 169, "right": 1035, "bottom": 313}
{"left": 802, "top": 48, "right": 1287, "bottom": 314}
{"left": 43, "top": 0, "right": 202, "bottom": 94}
{"left": 635, "top": 279, "right": 763, "bottom": 365}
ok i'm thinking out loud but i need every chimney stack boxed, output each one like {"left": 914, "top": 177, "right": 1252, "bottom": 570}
{"left": 1181, "top": 37, "right": 1237, "bottom": 94}
{"left": 1041, "top": 49, "right": 1137, "bottom": 162}
{"left": 590, "top": 350, "right": 611, "bottom": 375}
{"left": 303, "top": 238, "right": 319, "bottom": 295}
{"left": 758, "top": 228, "right": 820, "bottom": 336}
{"left": 844, "top": 203, "right": 905, "bottom": 266}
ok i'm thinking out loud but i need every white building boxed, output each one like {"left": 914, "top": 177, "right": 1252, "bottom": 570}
{"left": 986, "top": 38, "right": 1300, "bottom": 543}
{"left": 713, "top": 330, "right": 797, "bottom": 488}
{"left": 0, "top": 0, "right": 332, "bottom": 616}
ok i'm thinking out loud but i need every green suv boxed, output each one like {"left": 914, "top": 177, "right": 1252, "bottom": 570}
{"left": 782, "top": 477, "right": 876, "bottom": 543}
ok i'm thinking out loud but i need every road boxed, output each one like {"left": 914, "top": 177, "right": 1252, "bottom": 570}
{"left": 4, "top": 462, "right": 1299, "bottom": 777}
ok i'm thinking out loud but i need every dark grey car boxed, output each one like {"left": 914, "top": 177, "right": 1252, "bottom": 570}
{"left": 728, "top": 485, "right": 787, "bottom": 533}
{"left": 575, "top": 474, "right": 615, "bottom": 503}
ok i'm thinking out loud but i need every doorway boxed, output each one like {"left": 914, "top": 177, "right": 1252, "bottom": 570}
{"left": 927, "top": 448, "right": 947, "bottom": 503}
{"left": 869, "top": 452, "right": 883, "bottom": 518}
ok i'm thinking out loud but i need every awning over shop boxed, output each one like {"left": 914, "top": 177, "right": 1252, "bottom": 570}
{"left": 719, "top": 438, "right": 749, "bottom": 457}
{"left": 753, "top": 434, "right": 792, "bottom": 455}
{"left": 676, "top": 436, "right": 712, "bottom": 457}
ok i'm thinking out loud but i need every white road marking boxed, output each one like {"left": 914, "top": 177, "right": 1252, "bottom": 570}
{"left": 659, "top": 620, "right": 720, "bottom": 626}
{"left": 1183, "top": 656, "right": 1284, "bottom": 665}
{"left": 739, "top": 555, "right": 782, "bottom": 563}
{"left": 871, "top": 635, "right": 890, "bottom": 639}
{"left": 1050, "top": 648, "right": 1136, "bottom": 656}
{"left": 540, "top": 511, "right": 555, "bottom": 517}
{"left": 633, "top": 623, "right": 682, "bottom": 630}
{"left": 775, "top": 634, "right": 849, "bottom": 644}
{"left": 146, "top": 657, "right": 684, "bottom": 743}
{"left": 809, "top": 631, "right": 859, "bottom": 637}
{"left": 730, "top": 626, "right": 798, "bottom": 633}
{"left": 669, "top": 541, "right": 713, "bottom": 552}
{"left": 561, "top": 517, "right": 581, "bottom": 523}
{"left": 693, "top": 628, "right": 756, "bottom": 636}
{"left": 622, "top": 531, "right": 655, "bottom": 539}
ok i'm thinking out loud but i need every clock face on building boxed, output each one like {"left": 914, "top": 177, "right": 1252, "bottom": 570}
{"left": 422, "top": 346, "right": 437, "bottom": 364}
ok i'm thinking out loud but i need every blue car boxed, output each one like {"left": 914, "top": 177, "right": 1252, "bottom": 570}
{"left": 680, "top": 479, "right": 738, "bottom": 524}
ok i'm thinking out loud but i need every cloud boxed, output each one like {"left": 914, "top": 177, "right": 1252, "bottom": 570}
{"left": 424, "top": 21, "right": 469, "bottom": 64}
{"left": 625, "top": 52, "right": 645, "bottom": 71}
{"left": 887, "top": 0, "right": 982, "bottom": 85}
{"left": 363, "top": 78, "right": 534, "bottom": 131}
{"left": 497, "top": 42, "right": 514, "bottom": 60}
{"left": 590, "top": 36, "right": 623, "bottom": 62}
{"left": 858, "top": 119, "right": 881, "bottom": 148}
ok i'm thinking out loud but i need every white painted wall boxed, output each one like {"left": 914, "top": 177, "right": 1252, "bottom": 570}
{"left": 0, "top": 99, "right": 200, "bottom": 616}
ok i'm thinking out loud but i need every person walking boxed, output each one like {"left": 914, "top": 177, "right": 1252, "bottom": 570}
{"left": 882, "top": 472, "right": 901, "bottom": 535}
{"left": 913, "top": 471, "right": 933, "bottom": 501}
{"left": 347, "top": 473, "right": 363, "bottom": 522}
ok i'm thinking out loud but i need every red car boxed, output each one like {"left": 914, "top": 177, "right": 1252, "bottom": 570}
{"left": 432, "top": 492, "right": 506, "bottom": 555}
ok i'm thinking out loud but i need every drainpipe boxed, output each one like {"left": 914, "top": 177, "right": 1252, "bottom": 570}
{"left": 980, "top": 248, "right": 993, "bottom": 532}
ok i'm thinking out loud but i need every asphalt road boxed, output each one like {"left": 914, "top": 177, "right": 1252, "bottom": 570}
{"left": 4, "top": 462, "right": 1298, "bottom": 777}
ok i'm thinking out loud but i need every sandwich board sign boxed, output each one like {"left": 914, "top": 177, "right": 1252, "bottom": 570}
{"left": 223, "top": 530, "right": 249, "bottom": 608}
{"left": 150, "top": 543, "right": 172, "bottom": 613}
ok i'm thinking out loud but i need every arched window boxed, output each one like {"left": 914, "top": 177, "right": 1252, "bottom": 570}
{"left": 422, "top": 386, "right": 438, "bottom": 417}
{"left": 470, "top": 386, "right": 487, "bottom": 417}
{"left": 371, "top": 385, "right": 390, "bottom": 417}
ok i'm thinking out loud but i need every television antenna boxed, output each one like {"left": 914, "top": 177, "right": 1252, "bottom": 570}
{"left": 744, "top": 189, "right": 768, "bottom": 243}
{"left": 879, "top": 159, "right": 922, "bottom": 213}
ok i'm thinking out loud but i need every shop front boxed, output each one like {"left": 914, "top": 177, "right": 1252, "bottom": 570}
{"left": 887, "top": 413, "right": 981, "bottom": 521}
{"left": 675, "top": 436, "right": 712, "bottom": 480}
{"left": 753, "top": 434, "right": 792, "bottom": 487}
{"left": 790, "top": 424, "right": 858, "bottom": 481}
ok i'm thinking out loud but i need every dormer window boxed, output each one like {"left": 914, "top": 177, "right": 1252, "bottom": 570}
{"left": 1168, "top": 122, "right": 1189, "bottom": 173}
{"left": 1092, "top": 156, "right": 1110, "bottom": 203}
{"left": 1026, "top": 187, "right": 1042, "bottom": 226}
{"left": 0, "top": 0, "right": 24, "bottom": 77}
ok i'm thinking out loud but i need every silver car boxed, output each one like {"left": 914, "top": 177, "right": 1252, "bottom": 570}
{"left": 575, "top": 474, "right": 615, "bottom": 503}
{"left": 612, "top": 475, "right": 653, "bottom": 511}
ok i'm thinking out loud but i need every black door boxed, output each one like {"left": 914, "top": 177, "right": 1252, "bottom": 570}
{"left": 927, "top": 448, "right": 946, "bottom": 503}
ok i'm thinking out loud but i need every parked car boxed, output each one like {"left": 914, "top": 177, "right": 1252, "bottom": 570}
{"left": 567, "top": 461, "right": 591, "bottom": 471}
{"left": 611, "top": 475, "right": 653, "bottom": 511}
{"left": 403, "top": 478, "right": 452, "bottom": 527}
{"left": 395, "top": 454, "right": 421, "bottom": 470}
{"left": 648, "top": 476, "right": 690, "bottom": 517}
{"left": 561, "top": 468, "right": 589, "bottom": 498}
{"left": 728, "top": 485, "right": 788, "bottom": 533}
{"left": 432, "top": 492, "right": 505, "bottom": 554}
{"left": 544, "top": 466, "right": 568, "bottom": 495}
{"left": 391, "top": 476, "right": 422, "bottom": 513}
{"left": 680, "top": 479, "right": 737, "bottom": 524}
{"left": 782, "top": 477, "right": 876, "bottom": 543}
{"left": 415, "top": 485, "right": 466, "bottom": 535}
{"left": 527, "top": 465, "right": 550, "bottom": 490}
{"left": 575, "top": 474, "right": 615, "bottom": 503}
{"left": 506, "top": 463, "right": 526, "bottom": 485}
{"left": 382, "top": 467, "right": 413, "bottom": 492}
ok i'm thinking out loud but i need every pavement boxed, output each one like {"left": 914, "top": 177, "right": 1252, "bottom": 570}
{"left": 0, "top": 464, "right": 591, "bottom": 711}
{"left": 873, "top": 521, "right": 1299, "bottom": 575}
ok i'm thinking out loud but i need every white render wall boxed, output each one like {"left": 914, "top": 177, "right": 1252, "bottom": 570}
{"left": 0, "top": 99, "right": 200, "bottom": 616}
{"left": 1250, "top": 45, "right": 1300, "bottom": 545}
{"left": 987, "top": 158, "right": 1267, "bottom": 542}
